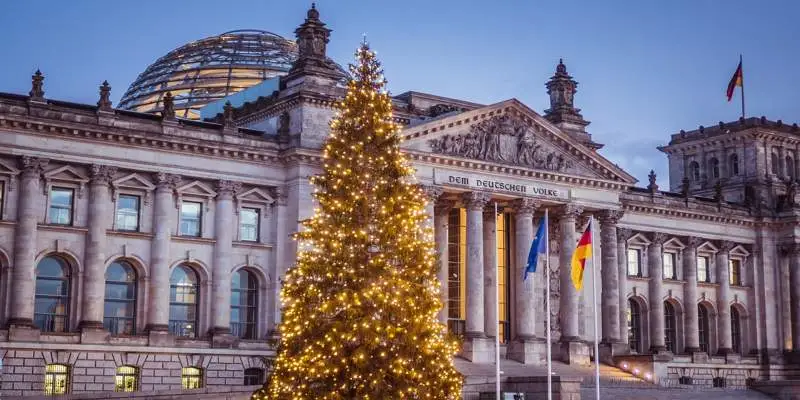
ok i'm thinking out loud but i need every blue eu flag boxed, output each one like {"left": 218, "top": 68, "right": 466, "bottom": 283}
{"left": 524, "top": 216, "right": 548, "bottom": 281}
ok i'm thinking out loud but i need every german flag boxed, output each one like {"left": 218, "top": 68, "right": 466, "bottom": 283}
{"left": 727, "top": 59, "right": 743, "bottom": 102}
{"left": 570, "top": 222, "right": 593, "bottom": 291}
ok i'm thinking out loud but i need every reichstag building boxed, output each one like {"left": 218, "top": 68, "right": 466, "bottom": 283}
{"left": 1, "top": 4, "right": 798, "bottom": 398}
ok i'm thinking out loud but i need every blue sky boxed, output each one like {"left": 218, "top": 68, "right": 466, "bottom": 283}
{"left": 2, "top": 0, "right": 798, "bottom": 187}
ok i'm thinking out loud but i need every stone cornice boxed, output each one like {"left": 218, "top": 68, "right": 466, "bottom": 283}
{"left": 660, "top": 125, "right": 800, "bottom": 155}
{"left": 621, "top": 201, "right": 755, "bottom": 226}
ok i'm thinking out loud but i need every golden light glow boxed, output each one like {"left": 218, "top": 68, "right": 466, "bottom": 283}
{"left": 252, "top": 43, "right": 463, "bottom": 399}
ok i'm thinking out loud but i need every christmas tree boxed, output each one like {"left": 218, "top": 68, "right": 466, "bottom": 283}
{"left": 252, "top": 42, "right": 463, "bottom": 399}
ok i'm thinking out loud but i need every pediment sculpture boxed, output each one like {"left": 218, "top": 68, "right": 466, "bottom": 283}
{"left": 428, "top": 114, "right": 575, "bottom": 173}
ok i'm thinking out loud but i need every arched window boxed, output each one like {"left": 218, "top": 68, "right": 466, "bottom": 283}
{"left": 243, "top": 367, "right": 265, "bottom": 386}
{"left": 664, "top": 302, "right": 677, "bottom": 353}
{"left": 231, "top": 269, "right": 258, "bottom": 339}
{"left": 34, "top": 256, "right": 70, "bottom": 332}
{"left": 787, "top": 156, "right": 795, "bottom": 180}
{"left": 772, "top": 152, "right": 780, "bottom": 175}
{"left": 698, "top": 304, "right": 710, "bottom": 353}
{"left": 169, "top": 265, "right": 199, "bottom": 337}
{"left": 689, "top": 161, "right": 700, "bottom": 181}
{"left": 729, "top": 153, "right": 740, "bottom": 176}
{"left": 627, "top": 299, "right": 642, "bottom": 353}
{"left": 709, "top": 158, "right": 720, "bottom": 179}
{"left": 44, "top": 364, "right": 70, "bottom": 395}
{"left": 104, "top": 260, "right": 137, "bottom": 335}
{"left": 731, "top": 306, "right": 742, "bottom": 355}
{"left": 114, "top": 366, "right": 139, "bottom": 392}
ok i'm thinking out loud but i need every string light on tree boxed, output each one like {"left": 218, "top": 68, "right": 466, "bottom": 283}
{"left": 251, "top": 41, "right": 463, "bottom": 399}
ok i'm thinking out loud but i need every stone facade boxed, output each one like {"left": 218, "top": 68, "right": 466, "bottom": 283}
{"left": 0, "top": 4, "right": 799, "bottom": 398}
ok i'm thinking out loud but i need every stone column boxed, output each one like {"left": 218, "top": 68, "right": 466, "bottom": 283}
{"left": 461, "top": 191, "right": 492, "bottom": 363}
{"left": 717, "top": 241, "right": 734, "bottom": 355}
{"left": 599, "top": 210, "right": 622, "bottom": 343}
{"left": 483, "top": 207, "right": 498, "bottom": 339}
{"left": 79, "top": 165, "right": 117, "bottom": 335}
{"left": 434, "top": 200, "right": 454, "bottom": 324}
{"left": 683, "top": 237, "right": 701, "bottom": 353}
{"left": 420, "top": 185, "right": 445, "bottom": 323}
{"left": 559, "top": 204, "right": 583, "bottom": 341}
{"left": 209, "top": 180, "right": 240, "bottom": 342}
{"left": 146, "top": 172, "right": 179, "bottom": 338}
{"left": 648, "top": 233, "right": 667, "bottom": 353}
{"left": 787, "top": 244, "right": 800, "bottom": 351}
{"left": 8, "top": 156, "right": 48, "bottom": 330}
{"left": 269, "top": 186, "right": 288, "bottom": 334}
{"left": 779, "top": 147, "right": 786, "bottom": 178}
{"left": 508, "top": 198, "right": 546, "bottom": 364}
{"left": 462, "top": 191, "right": 490, "bottom": 338}
{"left": 617, "top": 228, "right": 633, "bottom": 346}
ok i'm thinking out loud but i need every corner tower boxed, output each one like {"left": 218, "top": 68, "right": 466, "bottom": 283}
{"left": 544, "top": 59, "right": 601, "bottom": 150}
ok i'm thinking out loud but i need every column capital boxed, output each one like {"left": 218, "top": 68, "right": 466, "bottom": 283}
{"left": 617, "top": 227, "right": 634, "bottom": 242}
{"left": 216, "top": 180, "right": 242, "bottom": 198}
{"left": 271, "top": 185, "right": 289, "bottom": 206}
{"left": 557, "top": 203, "right": 583, "bottom": 220}
{"left": 19, "top": 156, "right": 49, "bottom": 177}
{"left": 511, "top": 198, "right": 539, "bottom": 215}
{"left": 462, "top": 191, "right": 491, "bottom": 210}
{"left": 598, "top": 209, "right": 624, "bottom": 225}
{"left": 686, "top": 236, "right": 703, "bottom": 250}
{"left": 153, "top": 172, "right": 181, "bottom": 190}
{"left": 651, "top": 232, "right": 668, "bottom": 246}
{"left": 434, "top": 198, "right": 455, "bottom": 214}
{"left": 781, "top": 243, "right": 800, "bottom": 256}
{"left": 89, "top": 164, "right": 117, "bottom": 185}
{"left": 718, "top": 240, "right": 735, "bottom": 254}
{"left": 418, "top": 184, "right": 444, "bottom": 202}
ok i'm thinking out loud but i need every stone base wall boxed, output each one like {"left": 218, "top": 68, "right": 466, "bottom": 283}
{"left": 0, "top": 347, "right": 270, "bottom": 398}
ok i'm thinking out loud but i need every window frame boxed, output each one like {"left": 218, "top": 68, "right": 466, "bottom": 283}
{"left": 169, "top": 265, "right": 200, "bottom": 338}
{"left": 627, "top": 248, "right": 642, "bottom": 277}
{"left": 34, "top": 256, "right": 71, "bottom": 333}
{"left": 628, "top": 298, "right": 642, "bottom": 353}
{"left": 104, "top": 260, "right": 138, "bottom": 335}
{"left": 230, "top": 269, "right": 258, "bottom": 339}
{"left": 729, "top": 258, "right": 742, "bottom": 286}
{"left": 44, "top": 363, "right": 70, "bottom": 395}
{"left": 697, "top": 255, "right": 711, "bottom": 283}
{"left": 664, "top": 301, "right": 677, "bottom": 353}
{"left": 0, "top": 180, "right": 5, "bottom": 220}
{"left": 772, "top": 152, "right": 780, "bottom": 175}
{"left": 114, "top": 194, "right": 141, "bottom": 232}
{"left": 698, "top": 304, "right": 710, "bottom": 353}
{"left": 238, "top": 207, "right": 261, "bottom": 242}
{"left": 179, "top": 201, "right": 203, "bottom": 237}
{"left": 709, "top": 157, "right": 720, "bottom": 179}
{"left": 787, "top": 156, "right": 795, "bottom": 180}
{"left": 689, "top": 161, "right": 700, "bottom": 181}
{"left": 663, "top": 252, "right": 677, "bottom": 280}
{"left": 48, "top": 186, "right": 75, "bottom": 226}
{"left": 114, "top": 365, "right": 139, "bottom": 393}
{"left": 181, "top": 367, "right": 203, "bottom": 389}
{"left": 729, "top": 153, "right": 739, "bottom": 176}
{"left": 731, "top": 306, "right": 742, "bottom": 354}
{"left": 243, "top": 367, "right": 264, "bottom": 386}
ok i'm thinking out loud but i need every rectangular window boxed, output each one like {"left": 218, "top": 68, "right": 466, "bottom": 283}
{"left": 181, "top": 367, "right": 203, "bottom": 389}
{"left": 627, "top": 248, "right": 641, "bottom": 277}
{"left": 446, "top": 208, "right": 466, "bottom": 337}
{"left": 729, "top": 259, "right": 742, "bottom": 286}
{"left": 44, "top": 364, "right": 70, "bottom": 395}
{"left": 179, "top": 201, "right": 202, "bottom": 237}
{"left": 115, "top": 195, "right": 140, "bottom": 231}
{"left": 114, "top": 366, "right": 138, "bottom": 392}
{"left": 239, "top": 207, "right": 260, "bottom": 242}
{"left": 49, "top": 187, "right": 74, "bottom": 225}
{"left": 663, "top": 252, "right": 677, "bottom": 280}
{"left": 697, "top": 256, "right": 710, "bottom": 283}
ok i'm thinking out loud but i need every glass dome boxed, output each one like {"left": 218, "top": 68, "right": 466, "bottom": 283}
{"left": 119, "top": 30, "right": 297, "bottom": 120}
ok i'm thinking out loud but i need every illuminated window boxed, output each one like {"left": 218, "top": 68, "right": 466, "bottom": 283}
{"left": 49, "top": 187, "right": 74, "bottom": 225}
{"left": 663, "top": 253, "right": 676, "bottom": 280}
{"left": 729, "top": 259, "right": 741, "bottom": 286}
{"left": 697, "top": 256, "right": 710, "bottom": 283}
{"left": 114, "top": 365, "right": 139, "bottom": 392}
{"left": 115, "top": 195, "right": 140, "bottom": 231}
{"left": 446, "top": 208, "right": 466, "bottom": 336}
{"left": 44, "top": 364, "right": 70, "bottom": 395}
{"left": 169, "top": 265, "right": 199, "bottom": 337}
{"left": 628, "top": 299, "right": 642, "bottom": 353}
{"left": 231, "top": 269, "right": 258, "bottom": 339}
{"left": 239, "top": 208, "right": 260, "bottom": 242}
{"left": 664, "top": 301, "right": 677, "bottom": 353}
{"left": 181, "top": 367, "right": 203, "bottom": 389}
{"left": 243, "top": 368, "right": 264, "bottom": 385}
{"left": 497, "top": 213, "right": 510, "bottom": 344}
{"left": 104, "top": 261, "right": 137, "bottom": 335}
{"left": 180, "top": 201, "right": 202, "bottom": 237}
{"left": 698, "top": 304, "right": 710, "bottom": 353}
{"left": 627, "top": 249, "right": 641, "bottom": 277}
{"left": 34, "top": 256, "right": 70, "bottom": 332}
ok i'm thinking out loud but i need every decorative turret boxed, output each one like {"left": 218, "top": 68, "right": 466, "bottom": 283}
{"left": 285, "top": 3, "right": 345, "bottom": 82}
{"left": 544, "top": 59, "right": 600, "bottom": 149}
{"left": 29, "top": 69, "right": 45, "bottom": 102}
{"left": 97, "top": 80, "right": 112, "bottom": 111}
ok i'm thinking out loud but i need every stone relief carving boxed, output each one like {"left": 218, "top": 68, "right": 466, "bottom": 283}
{"left": 428, "top": 114, "right": 575, "bottom": 173}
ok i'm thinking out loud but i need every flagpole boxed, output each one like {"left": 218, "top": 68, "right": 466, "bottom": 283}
{"left": 590, "top": 216, "right": 600, "bottom": 400}
{"left": 739, "top": 54, "right": 746, "bottom": 119}
{"left": 495, "top": 202, "right": 501, "bottom": 400}
{"left": 545, "top": 208, "right": 552, "bottom": 400}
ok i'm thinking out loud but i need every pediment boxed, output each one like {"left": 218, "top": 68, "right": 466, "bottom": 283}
{"left": 401, "top": 99, "right": 636, "bottom": 183}
{"left": 237, "top": 188, "right": 274, "bottom": 205}
{"left": 697, "top": 241, "right": 718, "bottom": 254}
{"left": 663, "top": 237, "right": 686, "bottom": 250}
{"left": 627, "top": 233, "right": 651, "bottom": 247}
{"left": 176, "top": 181, "right": 217, "bottom": 198}
{"left": 730, "top": 245, "right": 750, "bottom": 258}
{"left": 112, "top": 173, "right": 156, "bottom": 191}
{"left": 43, "top": 166, "right": 89, "bottom": 183}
